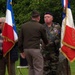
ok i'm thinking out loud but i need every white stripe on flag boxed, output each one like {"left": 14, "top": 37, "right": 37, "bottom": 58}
{"left": 13, "top": 30, "right": 18, "bottom": 41}
{"left": 66, "top": 8, "right": 74, "bottom": 28}
{"left": 6, "top": 9, "right": 13, "bottom": 27}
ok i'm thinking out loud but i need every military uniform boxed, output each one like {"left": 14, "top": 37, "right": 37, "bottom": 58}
{"left": 42, "top": 22, "right": 61, "bottom": 75}
{"left": 18, "top": 20, "right": 48, "bottom": 75}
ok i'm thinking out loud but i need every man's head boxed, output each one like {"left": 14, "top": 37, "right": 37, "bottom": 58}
{"left": 31, "top": 10, "right": 40, "bottom": 22}
{"left": 0, "top": 17, "right": 5, "bottom": 32}
{"left": 44, "top": 12, "right": 53, "bottom": 25}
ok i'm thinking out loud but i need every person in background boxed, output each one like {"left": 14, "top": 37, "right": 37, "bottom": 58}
{"left": 0, "top": 17, "right": 18, "bottom": 75}
{"left": 42, "top": 12, "right": 61, "bottom": 75}
{"left": 18, "top": 10, "right": 48, "bottom": 75}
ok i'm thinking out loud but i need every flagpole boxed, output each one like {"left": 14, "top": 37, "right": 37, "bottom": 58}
{"left": 61, "top": 7, "right": 66, "bottom": 46}
{"left": 62, "top": 1, "right": 69, "bottom": 46}
{"left": 65, "top": 6, "right": 69, "bottom": 75}
{"left": 8, "top": 52, "right": 11, "bottom": 75}
{"left": 64, "top": 4, "right": 69, "bottom": 75}
{"left": 61, "top": 1, "right": 69, "bottom": 75}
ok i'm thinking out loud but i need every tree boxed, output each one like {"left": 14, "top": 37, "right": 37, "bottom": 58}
{"left": 0, "top": 0, "right": 75, "bottom": 33}
{"left": 0, "top": 0, "right": 6, "bottom": 17}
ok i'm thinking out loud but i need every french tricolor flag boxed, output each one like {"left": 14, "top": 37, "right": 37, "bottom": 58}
{"left": 2, "top": 0, "right": 18, "bottom": 56}
{"left": 62, "top": 0, "right": 68, "bottom": 8}
{"left": 61, "top": 0, "right": 75, "bottom": 62}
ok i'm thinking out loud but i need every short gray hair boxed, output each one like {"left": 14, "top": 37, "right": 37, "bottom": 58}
{"left": 0, "top": 17, "right": 6, "bottom": 22}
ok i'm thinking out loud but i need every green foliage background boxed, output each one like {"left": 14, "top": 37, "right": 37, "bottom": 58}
{"left": 0, "top": 0, "right": 75, "bottom": 33}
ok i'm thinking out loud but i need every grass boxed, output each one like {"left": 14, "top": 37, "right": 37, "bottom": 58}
{"left": 70, "top": 61, "right": 75, "bottom": 75}
{"left": 5, "top": 60, "right": 75, "bottom": 75}
{"left": 16, "top": 60, "right": 28, "bottom": 75}
{"left": 5, "top": 59, "right": 29, "bottom": 75}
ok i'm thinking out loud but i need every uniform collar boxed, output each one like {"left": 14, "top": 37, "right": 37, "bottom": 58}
{"left": 31, "top": 19, "right": 38, "bottom": 22}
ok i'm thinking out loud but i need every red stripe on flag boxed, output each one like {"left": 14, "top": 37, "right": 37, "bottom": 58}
{"left": 2, "top": 23, "right": 14, "bottom": 41}
{"left": 2, "top": 23, "right": 15, "bottom": 56}
{"left": 61, "top": 45, "right": 75, "bottom": 62}
{"left": 63, "top": 25, "right": 75, "bottom": 48}
{"left": 3, "top": 40, "right": 14, "bottom": 56}
{"left": 65, "top": 0, "right": 68, "bottom": 7}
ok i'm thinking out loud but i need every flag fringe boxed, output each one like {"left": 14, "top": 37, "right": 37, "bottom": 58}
{"left": 3, "top": 43, "right": 15, "bottom": 57}
{"left": 63, "top": 41, "right": 75, "bottom": 49}
{"left": 60, "top": 49, "right": 75, "bottom": 62}
{"left": 3, "top": 36, "right": 15, "bottom": 43}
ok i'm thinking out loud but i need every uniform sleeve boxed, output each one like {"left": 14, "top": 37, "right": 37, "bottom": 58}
{"left": 54, "top": 24, "right": 61, "bottom": 52}
{"left": 18, "top": 26, "right": 24, "bottom": 53}
{"left": 40, "top": 25, "right": 48, "bottom": 45}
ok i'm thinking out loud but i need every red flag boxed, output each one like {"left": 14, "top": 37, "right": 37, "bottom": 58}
{"left": 61, "top": 0, "right": 75, "bottom": 62}
{"left": 63, "top": 8, "right": 75, "bottom": 48}
{"left": 2, "top": 0, "right": 18, "bottom": 56}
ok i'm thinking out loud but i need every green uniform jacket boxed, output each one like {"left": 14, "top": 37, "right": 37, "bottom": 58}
{"left": 18, "top": 20, "right": 48, "bottom": 52}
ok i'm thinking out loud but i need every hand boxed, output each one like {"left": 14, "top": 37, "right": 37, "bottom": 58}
{"left": 20, "top": 52, "right": 26, "bottom": 59}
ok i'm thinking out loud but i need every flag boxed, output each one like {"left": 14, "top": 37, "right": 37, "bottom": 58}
{"left": 61, "top": 0, "right": 75, "bottom": 62}
{"left": 2, "top": 0, "right": 18, "bottom": 56}
{"left": 61, "top": 0, "right": 68, "bottom": 8}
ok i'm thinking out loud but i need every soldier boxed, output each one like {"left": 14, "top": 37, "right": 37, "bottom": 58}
{"left": 42, "top": 12, "right": 61, "bottom": 75}
{"left": 18, "top": 10, "right": 48, "bottom": 75}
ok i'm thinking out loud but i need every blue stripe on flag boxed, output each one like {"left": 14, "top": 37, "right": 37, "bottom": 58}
{"left": 61, "top": 0, "right": 64, "bottom": 7}
{"left": 7, "top": 0, "right": 18, "bottom": 35}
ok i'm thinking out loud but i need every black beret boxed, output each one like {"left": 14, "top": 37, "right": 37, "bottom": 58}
{"left": 44, "top": 12, "right": 53, "bottom": 16}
